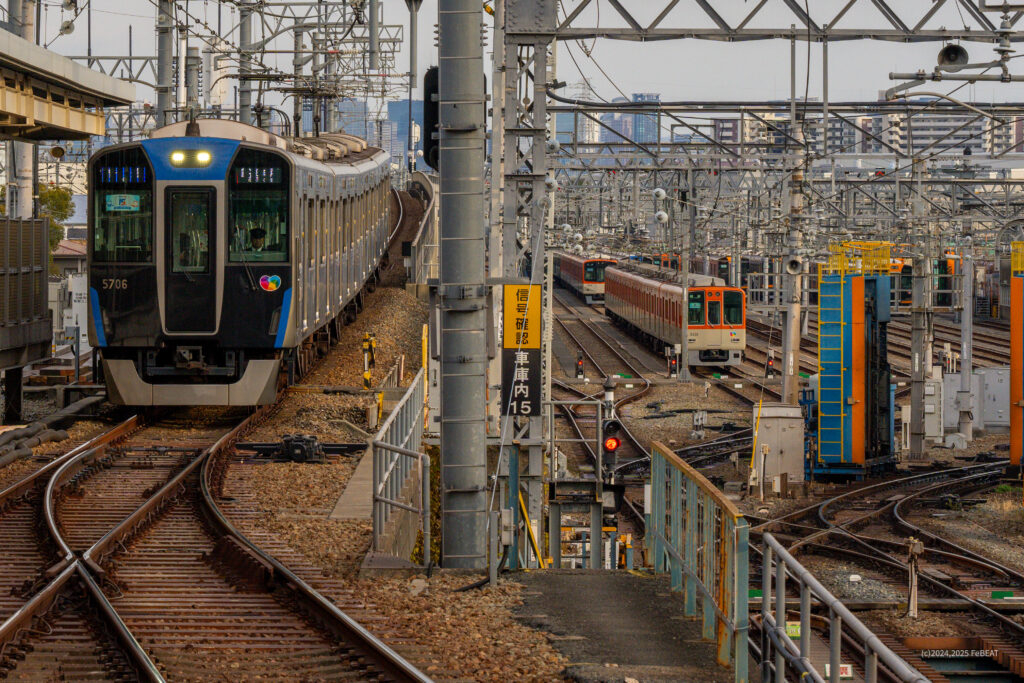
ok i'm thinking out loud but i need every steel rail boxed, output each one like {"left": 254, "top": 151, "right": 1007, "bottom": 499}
{"left": 200, "top": 438, "right": 432, "bottom": 683}
{"left": 0, "top": 414, "right": 164, "bottom": 681}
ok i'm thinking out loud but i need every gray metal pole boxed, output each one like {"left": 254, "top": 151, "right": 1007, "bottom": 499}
{"left": 909, "top": 159, "right": 931, "bottom": 460}
{"left": 959, "top": 240, "right": 974, "bottom": 440}
{"left": 369, "top": 0, "right": 380, "bottom": 71}
{"left": 238, "top": 1, "right": 253, "bottom": 126}
{"left": 782, "top": 122, "right": 804, "bottom": 405}
{"left": 438, "top": 0, "right": 488, "bottom": 569}
{"left": 185, "top": 47, "right": 200, "bottom": 113}
{"left": 156, "top": 0, "right": 173, "bottom": 127}
{"left": 679, "top": 170, "right": 693, "bottom": 381}
{"left": 405, "top": 0, "right": 421, "bottom": 171}
{"left": 13, "top": 0, "right": 34, "bottom": 219}
{"left": 293, "top": 27, "right": 303, "bottom": 137}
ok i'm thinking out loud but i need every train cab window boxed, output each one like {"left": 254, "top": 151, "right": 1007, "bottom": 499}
{"left": 724, "top": 291, "right": 743, "bottom": 325}
{"left": 168, "top": 190, "right": 212, "bottom": 273}
{"left": 228, "top": 148, "right": 289, "bottom": 263}
{"left": 584, "top": 261, "right": 609, "bottom": 283}
{"left": 688, "top": 291, "right": 705, "bottom": 325}
{"left": 707, "top": 300, "right": 721, "bottom": 326}
{"left": 92, "top": 146, "right": 153, "bottom": 263}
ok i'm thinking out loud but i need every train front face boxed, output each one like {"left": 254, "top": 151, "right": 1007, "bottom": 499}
{"left": 88, "top": 138, "right": 293, "bottom": 405}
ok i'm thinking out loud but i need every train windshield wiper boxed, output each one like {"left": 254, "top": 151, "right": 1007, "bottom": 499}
{"left": 238, "top": 250, "right": 258, "bottom": 291}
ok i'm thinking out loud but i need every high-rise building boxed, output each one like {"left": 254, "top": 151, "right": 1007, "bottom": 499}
{"left": 631, "top": 92, "right": 660, "bottom": 144}
{"left": 386, "top": 100, "right": 425, "bottom": 156}
{"left": 713, "top": 119, "right": 740, "bottom": 145}
{"left": 599, "top": 98, "right": 633, "bottom": 144}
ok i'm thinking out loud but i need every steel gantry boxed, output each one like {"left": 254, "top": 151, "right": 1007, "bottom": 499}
{"left": 486, "top": 0, "right": 1024, "bottom": 562}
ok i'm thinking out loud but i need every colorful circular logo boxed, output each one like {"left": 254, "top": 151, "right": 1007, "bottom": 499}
{"left": 259, "top": 275, "right": 281, "bottom": 292}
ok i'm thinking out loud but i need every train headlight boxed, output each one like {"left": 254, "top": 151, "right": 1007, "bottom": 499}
{"left": 170, "top": 150, "right": 211, "bottom": 167}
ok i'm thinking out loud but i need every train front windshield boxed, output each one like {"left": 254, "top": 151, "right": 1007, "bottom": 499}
{"left": 724, "top": 291, "right": 743, "bottom": 325}
{"left": 584, "top": 260, "right": 611, "bottom": 283}
{"left": 229, "top": 149, "right": 289, "bottom": 263}
{"left": 92, "top": 148, "right": 154, "bottom": 264}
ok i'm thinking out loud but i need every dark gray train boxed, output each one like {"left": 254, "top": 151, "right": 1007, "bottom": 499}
{"left": 88, "top": 119, "right": 391, "bottom": 405}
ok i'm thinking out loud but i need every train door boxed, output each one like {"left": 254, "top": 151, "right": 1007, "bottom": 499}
{"left": 706, "top": 291, "right": 723, "bottom": 350}
{"left": 306, "top": 197, "right": 315, "bottom": 329}
{"left": 164, "top": 187, "right": 216, "bottom": 332}
{"left": 319, "top": 197, "right": 327, "bottom": 320}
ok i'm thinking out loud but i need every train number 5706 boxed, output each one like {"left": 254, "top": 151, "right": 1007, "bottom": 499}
{"left": 102, "top": 278, "right": 129, "bottom": 290}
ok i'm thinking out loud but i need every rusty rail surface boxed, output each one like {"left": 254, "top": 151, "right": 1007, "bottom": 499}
{"left": 201, "top": 412, "right": 432, "bottom": 682}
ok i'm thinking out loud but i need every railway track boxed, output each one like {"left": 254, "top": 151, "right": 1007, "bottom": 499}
{"left": 0, "top": 405, "right": 429, "bottom": 681}
{"left": 751, "top": 461, "right": 1024, "bottom": 674}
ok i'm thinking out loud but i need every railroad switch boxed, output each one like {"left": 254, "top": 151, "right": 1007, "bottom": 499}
{"left": 235, "top": 435, "right": 364, "bottom": 463}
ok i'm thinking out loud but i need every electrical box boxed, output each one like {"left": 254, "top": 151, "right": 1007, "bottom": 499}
{"left": 942, "top": 367, "right": 1010, "bottom": 433}
{"left": 749, "top": 403, "right": 804, "bottom": 490}
{"left": 925, "top": 374, "right": 943, "bottom": 443}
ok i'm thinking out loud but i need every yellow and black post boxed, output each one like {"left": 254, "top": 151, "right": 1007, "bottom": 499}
{"left": 362, "top": 334, "right": 372, "bottom": 390}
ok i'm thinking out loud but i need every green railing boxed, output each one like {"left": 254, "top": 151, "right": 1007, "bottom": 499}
{"left": 648, "top": 441, "right": 749, "bottom": 682}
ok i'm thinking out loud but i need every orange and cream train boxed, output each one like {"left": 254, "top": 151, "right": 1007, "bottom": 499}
{"left": 604, "top": 266, "right": 746, "bottom": 367}
{"left": 553, "top": 253, "right": 617, "bottom": 303}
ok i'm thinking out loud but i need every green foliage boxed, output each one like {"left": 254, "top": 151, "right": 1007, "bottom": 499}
{"left": 994, "top": 483, "right": 1019, "bottom": 495}
{"left": 411, "top": 444, "right": 441, "bottom": 566}
{"left": 0, "top": 183, "right": 75, "bottom": 253}
{"left": 37, "top": 184, "right": 73, "bottom": 252}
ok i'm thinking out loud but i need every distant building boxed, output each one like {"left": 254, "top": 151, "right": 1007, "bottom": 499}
{"left": 713, "top": 119, "right": 740, "bottom": 145}
{"left": 386, "top": 100, "right": 425, "bottom": 157}
{"left": 600, "top": 98, "right": 633, "bottom": 143}
{"left": 631, "top": 92, "right": 660, "bottom": 144}
{"left": 52, "top": 239, "right": 87, "bottom": 278}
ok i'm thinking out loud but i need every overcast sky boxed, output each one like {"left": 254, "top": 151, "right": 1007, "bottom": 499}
{"left": 34, "top": 1, "right": 1024, "bottom": 109}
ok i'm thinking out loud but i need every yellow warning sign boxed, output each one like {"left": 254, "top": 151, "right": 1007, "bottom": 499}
{"left": 503, "top": 284, "right": 541, "bottom": 349}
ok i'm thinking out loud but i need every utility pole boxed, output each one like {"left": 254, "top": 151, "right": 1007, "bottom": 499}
{"left": 782, "top": 119, "right": 804, "bottom": 405}
{"left": 185, "top": 47, "right": 200, "bottom": 115}
{"left": 679, "top": 169, "right": 693, "bottom": 382}
{"left": 781, "top": 31, "right": 804, "bottom": 406}
{"left": 438, "top": 0, "right": 487, "bottom": 569}
{"left": 909, "top": 158, "right": 932, "bottom": 460}
{"left": 405, "top": 0, "right": 422, "bottom": 172}
{"left": 12, "top": 0, "right": 34, "bottom": 219}
{"left": 238, "top": 0, "right": 253, "bottom": 126}
{"left": 156, "top": 0, "right": 173, "bottom": 127}
{"left": 369, "top": 0, "right": 380, "bottom": 72}
{"left": 959, "top": 234, "right": 974, "bottom": 441}
{"left": 293, "top": 27, "right": 303, "bottom": 137}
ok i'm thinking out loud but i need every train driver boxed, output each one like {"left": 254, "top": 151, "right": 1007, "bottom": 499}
{"left": 249, "top": 227, "right": 279, "bottom": 253}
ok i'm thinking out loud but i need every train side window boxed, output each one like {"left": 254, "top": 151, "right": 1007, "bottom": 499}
{"left": 724, "top": 291, "right": 743, "bottom": 325}
{"left": 688, "top": 291, "right": 705, "bottom": 325}
{"left": 707, "top": 300, "right": 721, "bottom": 326}
{"left": 228, "top": 148, "right": 289, "bottom": 263}
{"left": 91, "top": 146, "right": 153, "bottom": 263}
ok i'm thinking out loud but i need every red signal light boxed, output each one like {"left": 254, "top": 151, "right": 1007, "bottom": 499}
{"left": 604, "top": 436, "right": 621, "bottom": 452}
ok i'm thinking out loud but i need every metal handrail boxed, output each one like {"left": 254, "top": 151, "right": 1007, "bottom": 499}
{"left": 761, "top": 533, "right": 929, "bottom": 683}
{"left": 648, "top": 441, "right": 749, "bottom": 682}
{"left": 405, "top": 171, "right": 438, "bottom": 285}
{"left": 372, "top": 367, "right": 430, "bottom": 564}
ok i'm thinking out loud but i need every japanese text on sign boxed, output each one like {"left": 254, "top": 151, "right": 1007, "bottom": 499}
{"left": 503, "top": 284, "right": 541, "bottom": 349}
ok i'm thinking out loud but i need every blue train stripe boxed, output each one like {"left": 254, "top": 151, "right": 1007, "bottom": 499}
{"left": 89, "top": 287, "right": 107, "bottom": 347}
{"left": 274, "top": 288, "right": 292, "bottom": 348}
